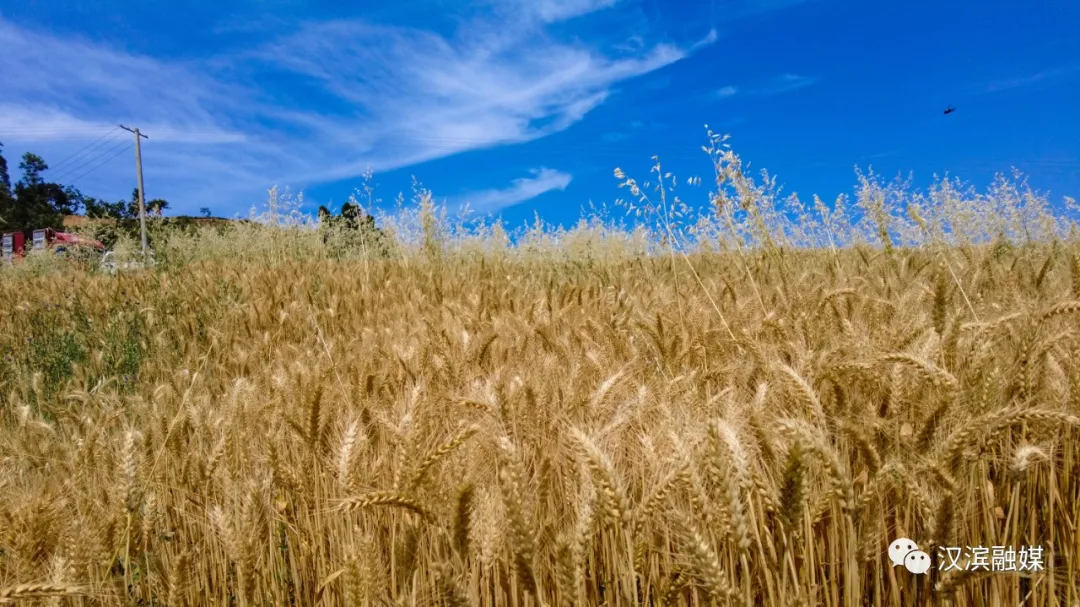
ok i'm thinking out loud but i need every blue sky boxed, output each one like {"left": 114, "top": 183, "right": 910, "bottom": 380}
{"left": 1, "top": 0, "right": 1078, "bottom": 230}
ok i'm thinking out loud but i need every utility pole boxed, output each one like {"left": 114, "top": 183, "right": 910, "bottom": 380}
{"left": 119, "top": 125, "right": 149, "bottom": 256}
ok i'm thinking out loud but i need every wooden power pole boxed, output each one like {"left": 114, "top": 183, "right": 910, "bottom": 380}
{"left": 119, "top": 125, "right": 149, "bottom": 256}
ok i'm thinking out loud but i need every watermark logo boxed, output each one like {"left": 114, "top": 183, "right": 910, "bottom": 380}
{"left": 889, "top": 537, "right": 931, "bottom": 574}
{"left": 890, "top": 538, "right": 1045, "bottom": 575}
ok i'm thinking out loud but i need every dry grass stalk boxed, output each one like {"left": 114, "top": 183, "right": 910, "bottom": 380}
{"left": 0, "top": 584, "right": 91, "bottom": 604}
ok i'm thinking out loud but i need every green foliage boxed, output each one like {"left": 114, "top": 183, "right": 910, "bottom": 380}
{"left": 0, "top": 143, "right": 167, "bottom": 235}
{"left": 318, "top": 201, "right": 393, "bottom": 259}
{"left": 73, "top": 214, "right": 209, "bottom": 255}
{"left": 92, "top": 306, "right": 146, "bottom": 393}
{"left": 0, "top": 300, "right": 89, "bottom": 408}
{"left": 83, "top": 196, "right": 133, "bottom": 221}
{"left": 0, "top": 142, "right": 12, "bottom": 218}
{"left": 0, "top": 152, "right": 81, "bottom": 231}
{"left": 0, "top": 294, "right": 151, "bottom": 413}
{"left": 23, "top": 306, "right": 88, "bottom": 399}
{"left": 148, "top": 198, "right": 169, "bottom": 216}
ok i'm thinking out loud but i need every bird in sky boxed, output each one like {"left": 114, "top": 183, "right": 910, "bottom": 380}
{"left": 944, "top": 105, "right": 956, "bottom": 115}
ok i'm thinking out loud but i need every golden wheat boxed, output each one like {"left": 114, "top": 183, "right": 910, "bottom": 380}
{"left": 1, "top": 144, "right": 1079, "bottom": 606}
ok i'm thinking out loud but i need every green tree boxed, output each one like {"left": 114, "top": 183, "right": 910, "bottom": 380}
{"left": 147, "top": 198, "right": 169, "bottom": 216}
{"left": 0, "top": 142, "right": 14, "bottom": 228}
{"left": 318, "top": 201, "right": 390, "bottom": 257}
{"left": 82, "top": 196, "right": 128, "bottom": 220}
{"left": 341, "top": 201, "right": 360, "bottom": 225}
{"left": 0, "top": 145, "right": 143, "bottom": 236}
{"left": 128, "top": 188, "right": 142, "bottom": 219}
{"left": 5, "top": 153, "right": 83, "bottom": 231}
{"left": 0, "top": 143, "right": 12, "bottom": 201}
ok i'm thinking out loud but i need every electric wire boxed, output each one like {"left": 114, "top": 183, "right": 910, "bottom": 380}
{"left": 44, "top": 127, "right": 123, "bottom": 174}
{"left": 66, "top": 143, "right": 134, "bottom": 187}
{"left": 50, "top": 138, "right": 132, "bottom": 183}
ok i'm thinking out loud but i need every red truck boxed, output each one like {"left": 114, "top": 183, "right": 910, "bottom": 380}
{"left": 2, "top": 227, "right": 106, "bottom": 264}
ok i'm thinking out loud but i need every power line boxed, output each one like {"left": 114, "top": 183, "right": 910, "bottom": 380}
{"left": 51, "top": 131, "right": 127, "bottom": 175}
{"left": 50, "top": 135, "right": 131, "bottom": 181}
{"left": 46, "top": 127, "right": 123, "bottom": 174}
{"left": 0, "top": 125, "right": 138, "bottom": 135}
{"left": 50, "top": 138, "right": 132, "bottom": 183}
{"left": 65, "top": 143, "right": 134, "bottom": 187}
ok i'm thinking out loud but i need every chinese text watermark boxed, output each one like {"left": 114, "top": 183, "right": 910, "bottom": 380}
{"left": 889, "top": 538, "right": 1045, "bottom": 575}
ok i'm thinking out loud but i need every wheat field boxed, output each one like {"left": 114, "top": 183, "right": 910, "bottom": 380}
{"left": 2, "top": 142, "right": 1080, "bottom": 606}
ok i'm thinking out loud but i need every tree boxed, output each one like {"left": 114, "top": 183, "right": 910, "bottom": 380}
{"left": 82, "top": 196, "right": 128, "bottom": 220}
{"left": 0, "top": 142, "right": 13, "bottom": 227}
{"left": 0, "top": 143, "right": 12, "bottom": 203}
{"left": 5, "top": 153, "right": 83, "bottom": 231}
{"left": 78, "top": 187, "right": 166, "bottom": 224}
{"left": 110, "top": 188, "right": 167, "bottom": 220}
{"left": 318, "top": 201, "right": 390, "bottom": 257}
{"left": 0, "top": 144, "right": 143, "bottom": 234}
{"left": 19, "top": 153, "right": 47, "bottom": 187}
{"left": 147, "top": 198, "right": 169, "bottom": 216}
{"left": 341, "top": 201, "right": 359, "bottom": 223}
{"left": 127, "top": 188, "right": 142, "bottom": 219}
{"left": 200, "top": 207, "right": 212, "bottom": 218}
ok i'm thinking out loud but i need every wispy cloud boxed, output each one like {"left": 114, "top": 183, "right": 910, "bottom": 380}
{"left": 457, "top": 168, "right": 573, "bottom": 214}
{"left": 0, "top": 20, "right": 252, "bottom": 137}
{"left": 246, "top": 18, "right": 708, "bottom": 180}
{"left": 714, "top": 73, "right": 817, "bottom": 100}
{"left": 763, "top": 73, "right": 817, "bottom": 94}
{"left": 0, "top": 104, "right": 249, "bottom": 145}
{"left": 523, "top": 0, "right": 620, "bottom": 23}
{"left": 984, "top": 65, "right": 1080, "bottom": 93}
{"left": 602, "top": 118, "right": 653, "bottom": 142}
{"left": 716, "top": 85, "right": 739, "bottom": 98}
{"left": 0, "top": 11, "right": 714, "bottom": 213}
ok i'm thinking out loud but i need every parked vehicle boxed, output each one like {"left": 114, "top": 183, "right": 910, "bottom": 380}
{"left": 2, "top": 227, "right": 107, "bottom": 264}
{"left": 100, "top": 250, "right": 155, "bottom": 275}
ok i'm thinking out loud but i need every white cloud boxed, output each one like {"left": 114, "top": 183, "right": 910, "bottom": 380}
{"left": 716, "top": 85, "right": 739, "bottom": 98}
{"left": 714, "top": 73, "right": 817, "bottom": 100}
{"left": 245, "top": 18, "right": 698, "bottom": 182}
{"left": 0, "top": 105, "right": 248, "bottom": 145}
{"left": 0, "top": 12, "right": 712, "bottom": 213}
{"left": 0, "top": 19, "right": 251, "bottom": 135}
{"left": 984, "top": 65, "right": 1080, "bottom": 93}
{"left": 458, "top": 168, "right": 573, "bottom": 214}
{"left": 764, "top": 73, "right": 818, "bottom": 94}
{"left": 530, "top": 0, "right": 620, "bottom": 23}
{"left": 692, "top": 28, "right": 720, "bottom": 49}
{"left": 475, "top": 0, "right": 623, "bottom": 27}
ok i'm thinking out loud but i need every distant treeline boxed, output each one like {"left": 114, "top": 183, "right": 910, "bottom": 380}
{"left": 0, "top": 141, "right": 169, "bottom": 236}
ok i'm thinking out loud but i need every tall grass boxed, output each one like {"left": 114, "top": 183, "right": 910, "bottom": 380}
{"left": 1, "top": 130, "right": 1079, "bottom": 605}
